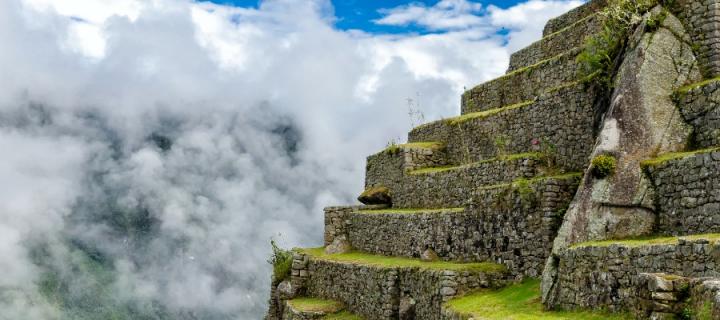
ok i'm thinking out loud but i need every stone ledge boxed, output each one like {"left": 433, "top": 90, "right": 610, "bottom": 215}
{"left": 411, "top": 81, "right": 598, "bottom": 172}
{"left": 509, "top": 13, "right": 604, "bottom": 72}
{"left": 551, "top": 234, "right": 720, "bottom": 312}
{"left": 643, "top": 148, "right": 720, "bottom": 235}
{"left": 283, "top": 297, "right": 349, "bottom": 320}
{"left": 461, "top": 47, "right": 581, "bottom": 114}
{"left": 295, "top": 249, "right": 508, "bottom": 320}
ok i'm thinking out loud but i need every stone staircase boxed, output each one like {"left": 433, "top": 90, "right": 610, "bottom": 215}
{"left": 267, "top": 0, "right": 720, "bottom": 319}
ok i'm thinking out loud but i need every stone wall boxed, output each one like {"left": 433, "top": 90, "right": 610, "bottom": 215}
{"left": 644, "top": 149, "right": 720, "bottom": 236}
{"left": 460, "top": 47, "right": 580, "bottom": 114}
{"left": 302, "top": 256, "right": 507, "bottom": 320}
{"left": 509, "top": 13, "right": 603, "bottom": 72}
{"left": 676, "top": 79, "right": 720, "bottom": 148}
{"left": 674, "top": 0, "right": 720, "bottom": 77}
{"left": 413, "top": 82, "right": 599, "bottom": 173}
{"left": 543, "top": 0, "right": 607, "bottom": 37}
{"left": 691, "top": 278, "right": 720, "bottom": 319}
{"left": 365, "top": 144, "right": 448, "bottom": 190}
{"left": 326, "top": 175, "right": 580, "bottom": 278}
{"left": 551, "top": 238, "right": 720, "bottom": 312}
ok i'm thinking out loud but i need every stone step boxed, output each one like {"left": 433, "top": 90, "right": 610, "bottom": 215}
{"left": 290, "top": 248, "right": 508, "bottom": 320}
{"left": 543, "top": 0, "right": 607, "bottom": 37}
{"left": 327, "top": 173, "right": 581, "bottom": 278}
{"left": 412, "top": 81, "right": 598, "bottom": 173}
{"left": 674, "top": 78, "right": 720, "bottom": 148}
{"left": 508, "top": 12, "right": 603, "bottom": 72}
{"left": 369, "top": 153, "right": 544, "bottom": 209}
{"left": 441, "top": 278, "right": 632, "bottom": 320}
{"left": 550, "top": 234, "right": 720, "bottom": 313}
{"left": 282, "top": 297, "right": 361, "bottom": 320}
{"left": 642, "top": 147, "right": 720, "bottom": 236}
{"left": 461, "top": 47, "right": 581, "bottom": 114}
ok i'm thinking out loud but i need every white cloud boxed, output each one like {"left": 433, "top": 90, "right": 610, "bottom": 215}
{"left": 375, "top": 0, "right": 484, "bottom": 30}
{"left": 0, "top": 0, "right": 583, "bottom": 318}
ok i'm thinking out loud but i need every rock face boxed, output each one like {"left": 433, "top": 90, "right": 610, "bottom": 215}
{"left": 324, "top": 236, "right": 351, "bottom": 255}
{"left": 357, "top": 186, "right": 392, "bottom": 205}
{"left": 543, "top": 7, "right": 701, "bottom": 305}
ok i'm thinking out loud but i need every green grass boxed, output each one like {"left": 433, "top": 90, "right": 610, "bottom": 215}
{"left": 357, "top": 207, "right": 464, "bottom": 215}
{"left": 288, "top": 297, "right": 344, "bottom": 314}
{"left": 477, "top": 173, "right": 583, "bottom": 191}
{"left": 298, "top": 248, "right": 507, "bottom": 274}
{"left": 676, "top": 77, "right": 720, "bottom": 95}
{"left": 383, "top": 142, "right": 445, "bottom": 155}
{"left": 570, "top": 233, "right": 720, "bottom": 249}
{"left": 407, "top": 153, "right": 541, "bottom": 175}
{"left": 640, "top": 147, "right": 720, "bottom": 168}
{"left": 447, "top": 101, "right": 535, "bottom": 126}
{"left": 446, "top": 279, "right": 633, "bottom": 320}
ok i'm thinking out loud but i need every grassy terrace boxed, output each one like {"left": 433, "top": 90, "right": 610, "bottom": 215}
{"left": 476, "top": 172, "right": 582, "bottom": 191}
{"left": 448, "top": 100, "right": 535, "bottom": 125}
{"left": 640, "top": 147, "right": 720, "bottom": 168}
{"left": 356, "top": 207, "right": 464, "bottom": 215}
{"left": 298, "top": 248, "right": 507, "bottom": 274}
{"left": 446, "top": 279, "right": 632, "bottom": 320}
{"left": 407, "top": 153, "right": 541, "bottom": 175}
{"left": 570, "top": 233, "right": 720, "bottom": 249}
{"left": 676, "top": 76, "right": 720, "bottom": 95}
{"left": 382, "top": 142, "right": 445, "bottom": 155}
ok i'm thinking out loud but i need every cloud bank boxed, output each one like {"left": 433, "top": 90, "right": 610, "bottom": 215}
{"left": 0, "top": 0, "right": 582, "bottom": 318}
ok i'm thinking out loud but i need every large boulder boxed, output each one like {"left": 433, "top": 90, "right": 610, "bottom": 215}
{"left": 543, "top": 7, "right": 701, "bottom": 306}
{"left": 324, "top": 235, "right": 352, "bottom": 255}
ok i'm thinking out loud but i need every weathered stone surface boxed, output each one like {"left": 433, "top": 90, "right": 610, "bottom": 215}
{"left": 542, "top": 0, "right": 607, "bottom": 36}
{"left": 324, "top": 236, "right": 352, "bottom": 255}
{"left": 420, "top": 248, "right": 440, "bottom": 262}
{"left": 673, "top": 0, "right": 720, "bottom": 77}
{"left": 398, "top": 297, "right": 416, "bottom": 320}
{"left": 675, "top": 79, "right": 720, "bottom": 148}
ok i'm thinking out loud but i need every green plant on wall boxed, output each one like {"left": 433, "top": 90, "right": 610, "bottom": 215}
{"left": 577, "top": 0, "right": 662, "bottom": 85}
{"left": 591, "top": 154, "right": 617, "bottom": 178}
{"left": 268, "top": 239, "right": 293, "bottom": 282}
{"left": 494, "top": 135, "right": 509, "bottom": 159}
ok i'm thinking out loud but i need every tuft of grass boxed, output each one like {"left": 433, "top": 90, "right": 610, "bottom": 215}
{"left": 640, "top": 147, "right": 720, "bottom": 168}
{"left": 288, "top": 298, "right": 344, "bottom": 314}
{"left": 446, "top": 279, "right": 633, "bottom": 320}
{"left": 298, "top": 248, "right": 507, "bottom": 274}
{"left": 447, "top": 101, "right": 535, "bottom": 126}
{"left": 357, "top": 207, "right": 464, "bottom": 215}
{"left": 268, "top": 240, "right": 293, "bottom": 282}
{"left": 478, "top": 172, "right": 583, "bottom": 191}
{"left": 591, "top": 154, "right": 617, "bottom": 178}
{"left": 676, "top": 77, "right": 720, "bottom": 96}
{"left": 407, "top": 153, "right": 541, "bottom": 176}
{"left": 383, "top": 142, "right": 444, "bottom": 155}
{"left": 570, "top": 233, "right": 720, "bottom": 249}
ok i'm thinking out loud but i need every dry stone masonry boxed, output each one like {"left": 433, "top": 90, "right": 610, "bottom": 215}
{"left": 267, "top": 0, "right": 720, "bottom": 319}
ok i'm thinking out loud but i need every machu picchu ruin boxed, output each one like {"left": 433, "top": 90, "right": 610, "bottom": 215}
{"left": 266, "top": 0, "right": 720, "bottom": 319}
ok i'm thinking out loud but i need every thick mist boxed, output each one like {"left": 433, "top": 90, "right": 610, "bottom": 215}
{"left": 0, "top": 0, "right": 581, "bottom": 318}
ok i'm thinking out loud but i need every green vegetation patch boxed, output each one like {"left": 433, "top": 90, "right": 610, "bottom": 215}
{"left": 357, "top": 207, "right": 464, "bottom": 215}
{"left": 269, "top": 240, "right": 293, "bottom": 282}
{"left": 446, "top": 279, "right": 633, "bottom": 320}
{"left": 571, "top": 233, "right": 720, "bottom": 249}
{"left": 383, "top": 142, "right": 445, "bottom": 155}
{"left": 447, "top": 101, "right": 535, "bottom": 126}
{"left": 640, "top": 147, "right": 720, "bottom": 168}
{"left": 591, "top": 154, "right": 617, "bottom": 178}
{"left": 407, "top": 153, "right": 541, "bottom": 176}
{"left": 676, "top": 77, "right": 720, "bottom": 96}
{"left": 288, "top": 297, "right": 344, "bottom": 314}
{"left": 477, "top": 172, "right": 583, "bottom": 191}
{"left": 298, "top": 248, "right": 507, "bottom": 274}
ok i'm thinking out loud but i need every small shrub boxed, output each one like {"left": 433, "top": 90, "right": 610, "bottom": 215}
{"left": 385, "top": 139, "right": 401, "bottom": 155}
{"left": 591, "top": 154, "right": 617, "bottom": 178}
{"left": 268, "top": 239, "right": 293, "bottom": 282}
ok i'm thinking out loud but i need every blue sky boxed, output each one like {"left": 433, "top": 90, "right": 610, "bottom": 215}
{"left": 205, "top": 0, "right": 526, "bottom": 33}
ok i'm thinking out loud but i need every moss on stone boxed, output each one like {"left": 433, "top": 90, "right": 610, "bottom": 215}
{"left": 446, "top": 100, "right": 535, "bottom": 126}
{"left": 407, "top": 153, "right": 541, "bottom": 176}
{"left": 288, "top": 297, "right": 344, "bottom": 314}
{"left": 382, "top": 142, "right": 445, "bottom": 155}
{"left": 640, "top": 147, "right": 720, "bottom": 168}
{"left": 591, "top": 154, "right": 617, "bottom": 178}
{"left": 570, "top": 233, "right": 720, "bottom": 249}
{"left": 676, "top": 77, "right": 720, "bottom": 95}
{"left": 446, "top": 279, "right": 633, "bottom": 319}
{"left": 323, "top": 311, "right": 363, "bottom": 320}
{"left": 357, "top": 207, "right": 464, "bottom": 215}
{"left": 298, "top": 248, "right": 507, "bottom": 274}
{"left": 478, "top": 172, "right": 583, "bottom": 191}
